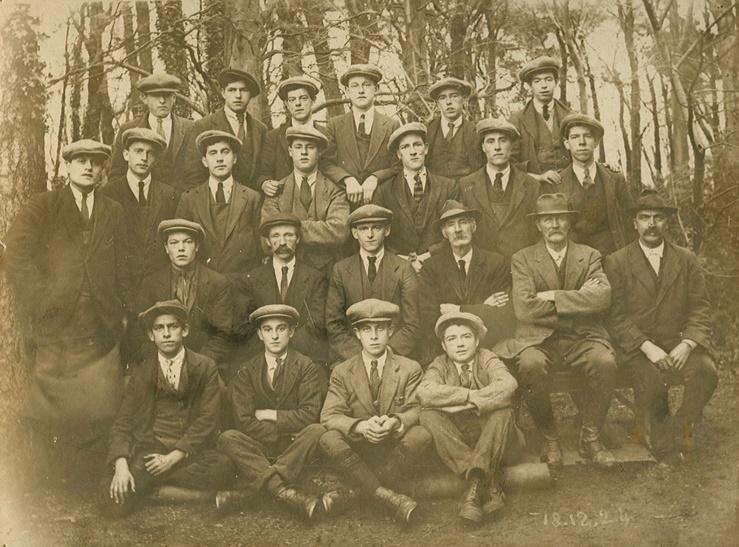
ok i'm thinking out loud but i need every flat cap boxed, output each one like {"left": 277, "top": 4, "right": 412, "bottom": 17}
{"left": 429, "top": 77, "right": 473, "bottom": 100}
{"left": 388, "top": 122, "right": 427, "bottom": 151}
{"left": 136, "top": 72, "right": 182, "bottom": 94}
{"left": 519, "top": 55, "right": 561, "bottom": 83}
{"left": 560, "top": 113, "right": 605, "bottom": 140}
{"left": 195, "top": 129, "right": 242, "bottom": 154}
{"left": 435, "top": 311, "right": 488, "bottom": 340}
{"left": 121, "top": 127, "right": 167, "bottom": 151}
{"left": 347, "top": 298, "right": 399, "bottom": 326}
{"left": 259, "top": 212, "right": 302, "bottom": 237}
{"left": 527, "top": 193, "right": 578, "bottom": 217}
{"left": 348, "top": 204, "right": 393, "bottom": 226}
{"left": 285, "top": 125, "right": 329, "bottom": 149}
{"left": 158, "top": 218, "right": 206, "bottom": 242}
{"left": 439, "top": 199, "right": 481, "bottom": 223}
{"left": 340, "top": 64, "right": 383, "bottom": 86}
{"left": 476, "top": 118, "right": 521, "bottom": 139}
{"left": 628, "top": 188, "right": 677, "bottom": 214}
{"left": 62, "top": 139, "right": 111, "bottom": 161}
{"left": 218, "top": 68, "right": 260, "bottom": 97}
{"left": 138, "top": 299, "right": 189, "bottom": 328}
{"left": 249, "top": 304, "right": 300, "bottom": 325}
{"left": 277, "top": 75, "right": 320, "bottom": 100}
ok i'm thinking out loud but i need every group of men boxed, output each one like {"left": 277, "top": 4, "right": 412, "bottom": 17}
{"left": 4, "top": 54, "right": 718, "bottom": 526}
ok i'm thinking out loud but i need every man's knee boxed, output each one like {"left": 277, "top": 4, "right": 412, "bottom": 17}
{"left": 419, "top": 409, "right": 448, "bottom": 430}
{"left": 319, "top": 428, "right": 349, "bottom": 458}
{"left": 298, "top": 423, "right": 327, "bottom": 444}
{"left": 402, "top": 424, "right": 433, "bottom": 452}
{"left": 685, "top": 350, "right": 719, "bottom": 391}
{"left": 216, "top": 428, "right": 246, "bottom": 453}
{"left": 586, "top": 346, "right": 617, "bottom": 383}
{"left": 517, "top": 348, "right": 550, "bottom": 387}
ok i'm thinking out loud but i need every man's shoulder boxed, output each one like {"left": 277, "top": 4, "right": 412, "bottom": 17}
{"left": 232, "top": 182, "right": 261, "bottom": 201}
{"left": 190, "top": 110, "right": 221, "bottom": 130}
{"left": 459, "top": 167, "right": 485, "bottom": 187}
{"left": 510, "top": 165, "right": 539, "bottom": 186}
{"left": 184, "top": 348, "right": 218, "bottom": 374}
{"left": 428, "top": 171, "right": 455, "bottom": 188}
{"left": 390, "top": 351, "right": 423, "bottom": 375}
{"left": 197, "top": 263, "right": 230, "bottom": 287}
{"left": 173, "top": 114, "right": 194, "bottom": 129}
{"left": 333, "top": 254, "right": 357, "bottom": 273}
{"left": 476, "top": 246, "right": 508, "bottom": 268}
{"left": 246, "top": 112, "right": 268, "bottom": 131}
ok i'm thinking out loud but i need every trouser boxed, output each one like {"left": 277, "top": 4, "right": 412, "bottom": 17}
{"left": 419, "top": 407, "right": 523, "bottom": 481}
{"left": 217, "top": 424, "right": 325, "bottom": 492}
{"left": 622, "top": 347, "right": 718, "bottom": 455}
{"left": 516, "top": 335, "right": 617, "bottom": 442}
{"left": 319, "top": 425, "right": 432, "bottom": 495}
{"left": 99, "top": 440, "right": 235, "bottom": 517}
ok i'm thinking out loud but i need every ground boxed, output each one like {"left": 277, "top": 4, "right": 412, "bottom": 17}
{"left": 1, "top": 369, "right": 736, "bottom": 547}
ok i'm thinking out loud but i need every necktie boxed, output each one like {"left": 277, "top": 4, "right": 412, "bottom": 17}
{"left": 413, "top": 173, "right": 424, "bottom": 203}
{"left": 446, "top": 121, "right": 456, "bottom": 142}
{"left": 458, "top": 259, "right": 466, "bottom": 281}
{"left": 271, "top": 356, "right": 283, "bottom": 389}
{"left": 80, "top": 191, "right": 91, "bottom": 221}
{"left": 582, "top": 169, "right": 594, "bottom": 189}
{"left": 358, "top": 113, "right": 366, "bottom": 136}
{"left": 299, "top": 175, "right": 312, "bottom": 211}
{"left": 156, "top": 117, "right": 166, "bottom": 141}
{"left": 369, "top": 360, "right": 381, "bottom": 401}
{"left": 175, "top": 273, "right": 187, "bottom": 304}
{"left": 138, "top": 180, "right": 147, "bottom": 206}
{"left": 460, "top": 363, "right": 472, "bottom": 388}
{"left": 167, "top": 359, "right": 178, "bottom": 389}
{"left": 280, "top": 265, "right": 289, "bottom": 302}
{"left": 542, "top": 103, "right": 550, "bottom": 121}
{"left": 216, "top": 181, "right": 226, "bottom": 204}
{"left": 367, "top": 256, "right": 377, "bottom": 284}
{"left": 494, "top": 172, "right": 503, "bottom": 194}
{"left": 236, "top": 111, "right": 246, "bottom": 143}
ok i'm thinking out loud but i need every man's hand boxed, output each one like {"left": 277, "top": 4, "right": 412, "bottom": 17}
{"left": 144, "top": 450, "right": 186, "bottom": 477}
{"left": 640, "top": 340, "right": 673, "bottom": 371}
{"left": 440, "top": 303, "right": 461, "bottom": 315}
{"left": 535, "top": 170, "right": 562, "bottom": 185}
{"left": 410, "top": 258, "right": 423, "bottom": 273}
{"left": 345, "top": 177, "right": 363, "bottom": 204}
{"left": 355, "top": 417, "right": 391, "bottom": 444}
{"left": 484, "top": 291, "right": 509, "bottom": 308}
{"left": 261, "top": 179, "right": 283, "bottom": 197}
{"left": 375, "top": 414, "right": 401, "bottom": 434}
{"left": 361, "top": 175, "right": 378, "bottom": 203}
{"left": 669, "top": 341, "right": 693, "bottom": 371}
{"left": 537, "top": 290, "right": 556, "bottom": 302}
{"left": 255, "top": 409, "right": 277, "bottom": 422}
{"left": 110, "top": 457, "right": 135, "bottom": 504}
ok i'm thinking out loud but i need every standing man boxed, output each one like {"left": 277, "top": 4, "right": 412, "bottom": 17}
{"left": 497, "top": 193, "right": 617, "bottom": 468}
{"left": 509, "top": 56, "right": 572, "bottom": 184}
{"left": 183, "top": 68, "right": 267, "bottom": 190}
{"left": 426, "top": 77, "right": 485, "bottom": 179}
{"left": 459, "top": 118, "right": 541, "bottom": 258}
{"left": 321, "top": 64, "right": 400, "bottom": 206}
{"left": 217, "top": 305, "right": 326, "bottom": 519}
{"left": 372, "top": 122, "right": 458, "bottom": 272}
{"left": 319, "top": 299, "right": 432, "bottom": 523}
{"left": 604, "top": 190, "right": 717, "bottom": 462}
{"left": 418, "top": 312, "right": 523, "bottom": 524}
{"left": 261, "top": 125, "right": 350, "bottom": 276}
{"left": 326, "top": 205, "right": 420, "bottom": 362}
{"left": 558, "top": 113, "right": 635, "bottom": 256}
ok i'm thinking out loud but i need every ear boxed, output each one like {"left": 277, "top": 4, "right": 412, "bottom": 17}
{"left": 351, "top": 227, "right": 359, "bottom": 241}
{"left": 563, "top": 138, "right": 571, "bottom": 152}
{"left": 257, "top": 328, "right": 265, "bottom": 342}
{"left": 123, "top": 149, "right": 130, "bottom": 162}
{"left": 201, "top": 156, "right": 208, "bottom": 168}
{"left": 352, "top": 327, "right": 361, "bottom": 341}
{"left": 147, "top": 330, "right": 155, "bottom": 342}
{"left": 181, "top": 324, "right": 190, "bottom": 338}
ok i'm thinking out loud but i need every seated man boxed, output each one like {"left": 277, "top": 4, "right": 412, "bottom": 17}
{"left": 604, "top": 189, "right": 718, "bottom": 462}
{"left": 418, "top": 312, "right": 523, "bottom": 524}
{"left": 217, "top": 305, "right": 327, "bottom": 519}
{"left": 319, "top": 299, "right": 432, "bottom": 524}
{"left": 101, "top": 300, "right": 234, "bottom": 517}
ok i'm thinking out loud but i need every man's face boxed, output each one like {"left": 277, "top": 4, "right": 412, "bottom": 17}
{"left": 143, "top": 91, "right": 176, "bottom": 118}
{"left": 441, "top": 216, "right": 476, "bottom": 248}
{"left": 288, "top": 138, "right": 320, "bottom": 173}
{"left": 267, "top": 224, "right": 300, "bottom": 260}
{"left": 481, "top": 132, "right": 512, "bottom": 167}
{"left": 165, "top": 231, "right": 199, "bottom": 268}
{"left": 536, "top": 214, "right": 571, "bottom": 245}
{"left": 147, "top": 313, "right": 189, "bottom": 357}
{"left": 222, "top": 81, "right": 251, "bottom": 113}
{"left": 67, "top": 154, "right": 105, "bottom": 190}
{"left": 353, "top": 321, "right": 392, "bottom": 357}
{"left": 346, "top": 76, "right": 377, "bottom": 110}
{"left": 441, "top": 324, "right": 479, "bottom": 364}
{"left": 285, "top": 87, "right": 314, "bottom": 123}
{"left": 201, "top": 141, "right": 237, "bottom": 179}
{"left": 352, "top": 222, "right": 389, "bottom": 254}
{"left": 257, "top": 317, "right": 294, "bottom": 355}
{"left": 123, "top": 140, "right": 158, "bottom": 178}
{"left": 564, "top": 126, "right": 598, "bottom": 164}
{"left": 634, "top": 209, "right": 668, "bottom": 248}
{"left": 396, "top": 134, "right": 427, "bottom": 171}
{"left": 436, "top": 88, "right": 465, "bottom": 121}
{"left": 528, "top": 72, "right": 557, "bottom": 103}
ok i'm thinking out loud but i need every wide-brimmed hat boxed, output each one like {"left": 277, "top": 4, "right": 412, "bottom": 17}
{"left": 438, "top": 199, "right": 481, "bottom": 224}
{"left": 628, "top": 188, "right": 677, "bottom": 214}
{"left": 527, "top": 193, "right": 578, "bottom": 217}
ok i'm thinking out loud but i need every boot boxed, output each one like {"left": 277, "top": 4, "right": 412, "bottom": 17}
{"left": 373, "top": 486, "right": 417, "bottom": 523}
{"left": 540, "top": 438, "right": 563, "bottom": 468}
{"left": 458, "top": 478, "right": 483, "bottom": 524}
{"left": 215, "top": 490, "right": 249, "bottom": 513}
{"left": 322, "top": 487, "right": 360, "bottom": 516}
{"left": 482, "top": 481, "right": 506, "bottom": 514}
{"left": 579, "top": 432, "right": 616, "bottom": 469}
{"left": 275, "top": 486, "right": 320, "bottom": 520}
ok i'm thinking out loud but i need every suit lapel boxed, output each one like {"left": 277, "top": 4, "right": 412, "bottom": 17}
{"left": 144, "top": 182, "right": 164, "bottom": 239}
{"left": 520, "top": 102, "right": 539, "bottom": 144}
{"left": 533, "top": 240, "right": 561, "bottom": 290}
{"left": 378, "top": 253, "right": 400, "bottom": 298}
{"left": 224, "top": 184, "right": 248, "bottom": 241}
{"left": 627, "top": 242, "right": 657, "bottom": 294}
{"left": 88, "top": 192, "right": 107, "bottom": 253}
{"left": 193, "top": 184, "right": 219, "bottom": 245}
{"left": 420, "top": 173, "right": 443, "bottom": 230}
{"left": 443, "top": 247, "right": 467, "bottom": 303}
{"left": 348, "top": 254, "right": 365, "bottom": 301}
{"left": 61, "top": 186, "right": 84, "bottom": 248}
{"left": 365, "top": 113, "right": 387, "bottom": 167}
{"left": 275, "top": 350, "right": 299, "bottom": 406}
{"left": 500, "top": 168, "right": 528, "bottom": 227}
{"left": 286, "top": 261, "right": 307, "bottom": 303}
{"left": 391, "top": 174, "right": 415, "bottom": 228}
{"left": 313, "top": 173, "right": 332, "bottom": 219}
{"left": 470, "top": 171, "right": 496, "bottom": 223}
{"left": 170, "top": 115, "right": 187, "bottom": 158}
{"left": 563, "top": 243, "right": 585, "bottom": 289}
{"left": 351, "top": 355, "right": 377, "bottom": 416}
{"left": 279, "top": 124, "right": 289, "bottom": 161}
{"left": 341, "top": 113, "right": 362, "bottom": 169}
{"left": 378, "top": 351, "right": 399, "bottom": 415}
{"left": 655, "top": 243, "right": 680, "bottom": 308}
{"left": 466, "top": 248, "right": 487, "bottom": 302}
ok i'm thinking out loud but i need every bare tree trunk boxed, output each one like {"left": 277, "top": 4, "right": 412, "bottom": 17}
{"left": 154, "top": 0, "right": 192, "bottom": 117}
{"left": 346, "top": 0, "right": 373, "bottom": 63}
{"left": 81, "top": 2, "right": 115, "bottom": 144}
{"left": 304, "top": 4, "right": 344, "bottom": 118}
{"left": 70, "top": 17, "right": 84, "bottom": 142}
{"left": 661, "top": 76, "right": 675, "bottom": 174}
{"left": 277, "top": 3, "right": 302, "bottom": 80}
{"left": 136, "top": 1, "right": 153, "bottom": 73}
{"left": 555, "top": 29, "right": 568, "bottom": 104}
{"left": 618, "top": 0, "right": 641, "bottom": 185}
{"left": 647, "top": 74, "right": 662, "bottom": 179}
{"left": 202, "top": 0, "right": 226, "bottom": 112}
{"left": 615, "top": 77, "right": 632, "bottom": 180}
{"left": 121, "top": 3, "right": 142, "bottom": 118}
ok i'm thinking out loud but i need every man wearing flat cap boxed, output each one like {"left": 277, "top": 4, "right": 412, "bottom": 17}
{"left": 183, "top": 67, "right": 267, "bottom": 190}
{"left": 604, "top": 190, "right": 717, "bottom": 463}
{"left": 101, "top": 300, "right": 235, "bottom": 517}
{"left": 326, "top": 204, "right": 421, "bottom": 363}
{"left": 110, "top": 72, "right": 194, "bottom": 190}
{"left": 426, "top": 77, "right": 485, "bottom": 179}
{"left": 321, "top": 64, "right": 401, "bottom": 206}
{"left": 508, "top": 56, "right": 573, "bottom": 184}
{"left": 497, "top": 193, "right": 617, "bottom": 468}
{"left": 261, "top": 125, "right": 350, "bottom": 276}
{"left": 133, "top": 219, "right": 234, "bottom": 380}
{"left": 557, "top": 113, "right": 635, "bottom": 256}
{"left": 216, "top": 304, "right": 327, "bottom": 519}
{"left": 6, "top": 139, "right": 132, "bottom": 469}
{"left": 372, "top": 122, "right": 458, "bottom": 272}
{"left": 458, "top": 118, "right": 542, "bottom": 258}
{"left": 319, "top": 299, "right": 432, "bottom": 523}
{"left": 418, "top": 312, "right": 523, "bottom": 524}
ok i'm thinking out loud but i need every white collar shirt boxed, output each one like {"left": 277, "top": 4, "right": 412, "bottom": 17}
{"left": 224, "top": 106, "right": 248, "bottom": 138}
{"left": 272, "top": 256, "right": 296, "bottom": 289}
{"left": 572, "top": 162, "right": 597, "bottom": 187}
{"left": 545, "top": 243, "right": 568, "bottom": 268}
{"left": 486, "top": 164, "right": 511, "bottom": 192}
{"left": 208, "top": 175, "right": 234, "bottom": 203}
{"left": 126, "top": 170, "right": 152, "bottom": 202}
{"left": 265, "top": 352, "right": 287, "bottom": 387}
{"left": 454, "top": 358, "right": 475, "bottom": 379}
{"left": 533, "top": 98, "right": 555, "bottom": 131}
{"left": 403, "top": 168, "right": 427, "bottom": 195}
{"left": 360, "top": 247, "right": 384, "bottom": 276}
{"left": 148, "top": 113, "right": 173, "bottom": 145}
{"left": 639, "top": 240, "right": 665, "bottom": 275}
{"left": 69, "top": 184, "right": 95, "bottom": 215}
{"left": 294, "top": 170, "right": 318, "bottom": 196}
{"left": 451, "top": 248, "right": 473, "bottom": 275}
{"left": 440, "top": 115, "right": 464, "bottom": 138}
{"left": 158, "top": 346, "right": 185, "bottom": 389}
{"left": 352, "top": 107, "right": 375, "bottom": 134}
{"left": 362, "top": 350, "right": 387, "bottom": 380}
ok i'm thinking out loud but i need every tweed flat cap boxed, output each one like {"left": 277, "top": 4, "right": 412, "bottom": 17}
{"left": 388, "top": 122, "right": 427, "bottom": 151}
{"left": 435, "top": 311, "right": 488, "bottom": 340}
{"left": 249, "top": 304, "right": 300, "bottom": 325}
{"left": 628, "top": 188, "right": 677, "bottom": 214}
{"left": 347, "top": 298, "right": 399, "bottom": 326}
{"left": 195, "top": 129, "right": 242, "bottom": 154}
{"left": 138, "top": 299, "right": 189, "bottom": 328}
{"left": 429, "top": 77, "right": 473, "bottom": 100}
{"left": 136, "top": 73, "right": 182, "bottom": 94}
{"left": 121, "top": 127, "right": 167, "bottom": 151}
{"left": 340, "top": 64, "right": 383, "bottom": 86}
{"left": 285, "top": 126, "right": 329, "bottom": 149}
{"left": 277, "top": 75, "right": 320, "bottom": 100}
{"left": 560, "top": 113, "right": 605, "bottom": 140}
{"left": 218, "top": 68, "right": 260, "bottom": 96}
{"left": 438, "top": 199, "right": 481, "bottom": 223}
{"left": 259, "top": 212, "right": 302, "bottom": 237}
{"left": 519, "top": 56, "right": 561, "bottom": 83}
{"left": 527, "top": 193, "right": 578, "bottom": 217}
{"left": 348, "top": 204, "right": 393, "bottom": 226}
{"left": 62, "top": 139, "right": 111, "bottom": 161}
{"left": 476, "top": 118, "right": 521, "bottom": 139}
{"left": 158, "top": 218, "right": 206, "bottom": 242}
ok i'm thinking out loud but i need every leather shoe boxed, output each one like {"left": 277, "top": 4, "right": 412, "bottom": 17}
{"left": 322, "top": 487, "right": 359, "bottom": 516}
{"left": 482, "top": 482, "right": 505, "bottom": 514}
{"left": 458, "top": 478, "right": 483, "bottom": 524}
{"left": 541, "top": 438, "right": 563, "bottom": 468}
{"left": 373, "top": 486, "right": 417, "bottom": 523}
{"left": 215, "top": 490, "right": 248, "bottom": 513}
{"left": 579, "top": 439, "right": 616, "bottom": 468}
{"left": 275, "top": 486, "right": 320, "bottom": 520}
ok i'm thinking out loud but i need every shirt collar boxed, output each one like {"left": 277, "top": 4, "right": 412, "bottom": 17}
{"left": 148, "top": 112, "right": 172, "bottom": 126}
{"left": 265, "top": 351, "right": 288, "bottom": 369}
{"left": 69, "top": 183, "right": 95, "bottom": 206}
{"left": 572, "top": 162, "right": 597, "bottom": 186}
{"left": 362, "top": 349, "right": 388, "bottom": 375}
{"left": 273, "top": 255, "right": 296, "bottom": 273}
{"left": 453, "top": 357, "right": 475, "bottom": 377}
{"left": 158, "top": 346, "right": 185, "bottom": 368}
{"left": 639, "top": 240, "right": 664, "bottom": 258}
{"left": 403, "top": 167, "right": 427, "bottom": 184}
{"left": 126, "top": 169, "right": 152, "bottom": 186}
{"left": 544, "top": 243, "right": 568, "bottom": 262}
{"left": 452, "top": 247, "right": 473, "bottom": 264}
{"left": 360, "top": 247, "right": 384, "bottom": 267}
{"left": 294, "top": 170, "right": 318, "bottom": 187}
{"left": 486, "top": 164, "right": 511, "bottom": 186}
{"left": 440, "top": 114, "right": 464, "bottom": 129}
{"left": 533, "top": 97, "right": 554, "bottom": 115}
{"left": 208, "top": 175, "right": 234, "bottom": 192}
{"left": 224, "top": 105, "right": 246, "bottom": 121}
{"left": 352, "top": 106, "right": 375, "bottom": 126}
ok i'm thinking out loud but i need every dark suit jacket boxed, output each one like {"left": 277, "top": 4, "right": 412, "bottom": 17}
{"left": 5, "top": 185, "right": 131, "bottom": 337}
{"left": 255, "top": 122, "right": 330, "bottom": 187}
{"left": 182, "top": 108, "right": 267, "bottom": 190}
{"left": 320, "top": 110, "right": 401, "bottom": 186}
{"left": 426, "top": 117, "right": 485, "bottom": 179}
{"left": 326, "top": 251, "right": 420, "bottom": 361}
{"left": 509, "top": 99, "right": 572, "bottom": 174}
{"left": 496, "top": 239, "right": 612, "bottom": 359}
{"left": 604, "top": 241, "right": 713, "bottom": 356}
{"left": 459, "top": 166, "right": 541, "bottom": 257}
{"left": 110, "top": 113, "right": 194, "bottom": 191}
{"left": 176, "top": 181, "right": 262, "bottom": 277}
{"left": 321, "top": 348, "right": 422, "bottom": 437}
{"left": 372, "top": 171, "right": 458, "bottom": 255}
{"left": 106, "top": 349, "right": 222, "bottom": 465}
{"left": 228, "top": 349, "right": 324, "bottom": 444}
